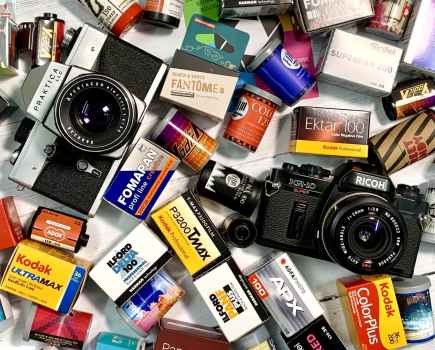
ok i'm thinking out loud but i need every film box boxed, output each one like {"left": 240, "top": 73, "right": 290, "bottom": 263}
{"left": 0, "top": 240, "right": 91, "bottom": 313}
{"left": 289, "top": 106, "right": 370, "bottom": 158}
{"left": 104, "top": 138, "right": 179, "bottom": 221}
{"left": 151, "top": 190, "right": 230, "bottom": 278}
{"left": 282, "top": 315, "right": 347, "bottom": 350}
{"left": 0, "top": 197, "right": 24, "bottom": 250}
{"left": 317, "top": 29, "right": 402, "bottom": 96}
{"left": 294, "top": 0, "right": 374, "bottom": 34}
{"left": 193, "top": 258, "right": 269, "bottom": 342}
{"left": 160, "top": 50, "right": 239, "bottom": 122}
{"left": 89, "top": 224, "right": 172, "bottom": 306}
{"left": 155, "top": 320, "right": 230, "bottom": 350}
{"left": 246, "top": 252, "right": 324, "bottom": 338}
{"left": 401, "top": 0, "right": 435, "bottom": 76}
{"left": 337, "top": 275, "right": 407, "bottom": 350}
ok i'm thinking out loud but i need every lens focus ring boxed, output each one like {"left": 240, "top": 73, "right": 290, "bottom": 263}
{"left": 55, "top": 73, "right": 137, "bottom": 154}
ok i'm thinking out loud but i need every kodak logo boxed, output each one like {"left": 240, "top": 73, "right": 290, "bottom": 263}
{"left": 15, "top": 254, "right": 52, "bottom": 275}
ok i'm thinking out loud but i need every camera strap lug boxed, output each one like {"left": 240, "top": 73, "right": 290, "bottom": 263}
{"left": 264, "top": 179, "right": 280, "bottom": 197}
{"left": 76, "top": 160, "right": 102, "bottom": 178}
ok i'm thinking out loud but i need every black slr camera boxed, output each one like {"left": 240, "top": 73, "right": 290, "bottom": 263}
{"left": 9, "top": 24, "right": 167, "bottom": 216}
{"left": 256, "top": 162, "right": 427, "bottom": 277}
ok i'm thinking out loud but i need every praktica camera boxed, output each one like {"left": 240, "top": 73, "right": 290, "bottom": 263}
{"left": 256, "top": 162, "right": 427, "bottom": 278}
{"left": 9, "top": 24, "right": 167, "bottom": 216}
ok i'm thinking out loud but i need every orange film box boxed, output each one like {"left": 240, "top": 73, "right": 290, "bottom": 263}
{"left": 337, "top": 275, "right": 407, "bottom": 350}
{"left": 0, "top": 197, "right": 24, "bottom": 250}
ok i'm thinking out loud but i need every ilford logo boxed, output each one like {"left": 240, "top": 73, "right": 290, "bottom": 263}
{"left": 106, "top": 243, "right": 142, "bottom": 275}
{"left": 354, "top": 174, "right": 388, "bottom": 192}
{"left": 281, "top": 49, "right": 301, "bottom": 70}
{"left": 209, "top": 284, "right": 245, "bottom": 323}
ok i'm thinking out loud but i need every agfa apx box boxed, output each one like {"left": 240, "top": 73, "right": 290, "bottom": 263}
{"left": 90, "top": 224, "right": 172, "bottom": 306}
{"left": 193, "top": 259, "right": 268, "bottom": 342}
{"left": 0, "top": 240, "right": 91, "bottom": 313}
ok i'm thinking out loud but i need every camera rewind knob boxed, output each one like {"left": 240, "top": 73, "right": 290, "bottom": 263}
{"left": 300, "top": 164, "right": 331, "bottom": 178}
{"left": 397, "top": 184, "right": 420, "bottom": 197}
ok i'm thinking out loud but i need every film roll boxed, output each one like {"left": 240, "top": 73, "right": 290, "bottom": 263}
{"left": 370, "top": 110, "right": 435, "bottom": 174}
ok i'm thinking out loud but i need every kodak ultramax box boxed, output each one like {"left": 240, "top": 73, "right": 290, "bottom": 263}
{"left": 337, "top": 275, "right": 407, "bottom": 350}
{"left": 104, "top": 138, "right": 179, "bottom": 221}
{"left": 90, "top": 224, "right": 172, "bottom": 306}
{"left": 289, "top": 106, "right": 370, "bottom": 158}
{"left": 151, "top": 190, "right": 230, "bottom": 278}
{"left": 0, "top": 240, "right": 91, "bottom": 313}
{"left": 193, "top": 258, "right": 268, "bottom": 342}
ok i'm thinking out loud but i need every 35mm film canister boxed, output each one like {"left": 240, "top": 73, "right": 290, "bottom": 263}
{"left": 142, "top": 0, "right": 184, "bottom": 28}
{"left": 248, "top": 39, "right": 315, "bottom": 106}
{"left": 394, "top": 276, "right": 435, "bottom": 343}
{"left": 224, "top": 84, "right": 282, "bottom": 152}
{"left": 370, "top": 110, "right": 435, "bottom": 174}
{"left": 152, "top": 108, "right": 218, "bottom": 173}
{"left": 197, "top": 161, "right": 262, "bottom": 216}
{"left": 78, "top": 0, "right": 143, "bottom": 36}
{"left": 29, "top": 207, "right": 89, "bottom": 253}
{"left": 33, "top": 13, "right": 64, "bottom": 67}
{"left": 222, "top": 214, "right": 257, "bottom": 248}
{"left": 383, "top": 78, "right": 435, "bottom": 121}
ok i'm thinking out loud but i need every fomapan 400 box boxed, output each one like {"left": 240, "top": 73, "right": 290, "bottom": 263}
{"left": 0, "top": 240, "right": 91, "bottom": 313}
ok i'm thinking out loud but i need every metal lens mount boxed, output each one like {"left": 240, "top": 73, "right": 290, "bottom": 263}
{"left": 55, "top": 73, "right": 137, "bottom": 154}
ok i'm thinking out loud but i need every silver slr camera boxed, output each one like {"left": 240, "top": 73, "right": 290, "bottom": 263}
{"left": 9, "top": 24, "right": 167, "bottom": 216}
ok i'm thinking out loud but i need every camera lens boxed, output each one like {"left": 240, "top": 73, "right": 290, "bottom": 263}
{"left": 71, "top": 91, "right": 119, "bottom": 133}
{"left": 55, "top": 74, "right": 137, "bottom": 154}
{"left": 320, "top": 193, "right": 407, "bottom": 275}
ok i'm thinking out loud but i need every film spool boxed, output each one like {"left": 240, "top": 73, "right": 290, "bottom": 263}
{"left": 197, "top": 160, "right": 263, "bottom": 216}
{"left": 394, "top": 276, "right": 435, "bottom": 343}
{"left": 33, "top": 13, "right": 64, "bottom": 67}
{"left": 222, "top": 214, "right": 257, "bottom": 248}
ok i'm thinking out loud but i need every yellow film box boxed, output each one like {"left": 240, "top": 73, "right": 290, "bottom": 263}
{"left": 337, "top": 275, "right": 407, "bottom": 350}
{"left": 289, "top": 106, "right": 370, "bottom": 158}
{"left": 151, "top": 190, "right": 230, "bottom": 278}
{"left": 0, "top": 240, "right": 91, "bottom": 313}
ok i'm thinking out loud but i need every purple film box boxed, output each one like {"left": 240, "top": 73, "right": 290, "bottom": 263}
{"left": 402, "top": 0, "right": 435, "bottom": 76}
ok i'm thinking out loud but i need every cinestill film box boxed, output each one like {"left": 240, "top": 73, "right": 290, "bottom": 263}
{"left": 0, "top": 240, "right": 91, "bottom": 313}
{"left": 193, "top": 258, "right": 269, "bottom": 342}
{"left": 317, "top": 29, "right": 403, "bottom": 96}
{"left": 289, "top": 106, "right": 370, "bottom": 158}
{"left": 151, "top": 190, "right": 230, "bottom": 278}
{"left": 104, "top": 138, "right": 179, "bottom": 221}
{"left": 89, "top": 224, "right": 172, "bottom": 306}
{"left": 294, "top": 0, "right": 374, "bottom": 34}
{"left": 401, "top": 0, "right": 435, "bottom": 76}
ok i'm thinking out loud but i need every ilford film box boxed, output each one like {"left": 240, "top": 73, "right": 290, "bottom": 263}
{"left": 337, "top": 275, "right": 407, "bottom": 350}
{"left": 160, "top": 50, "right": 239, "bottom": 122}
{"left": 90, "top": 224, "right": 172, "bottom": 306}
{"left": 246, "top": 252, "right": 324, "bottom": 338}
{"left": 317, "top": 29, "right": 402, "bottom": 96}
{"left": 151, "top": 190, "right": 230, "bottom": 278}
{"left": 401, "top": 0, "right": 435, "bottom": 76}
{"left": 0, "top": 240, "right": 91, "bottom": 313}
{"left": 104, "top": 138, "right": 179, "bottom": 221}
{"left": 289, "top": 106, "right": 370, "bottom": 158}
{"left": 295, "top": 0, "right": 374, "bottom": 34}
{"left": 193, "top": 259, "right": 269, "bottom": 342}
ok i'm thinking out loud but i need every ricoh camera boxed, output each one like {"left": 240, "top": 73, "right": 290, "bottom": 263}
{"left": 256, "top": 162, "right": 427, "bottom": 277}
{"left": 9, "top": 24, "right": 167, "bottom": 216}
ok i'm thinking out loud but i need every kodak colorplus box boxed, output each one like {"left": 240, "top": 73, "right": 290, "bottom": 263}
{"left": 289, "top": 107, "right": 370, "bottom": 158}
{"left": 193, "top": 259, "right": 268, "bottom": 342}
{"left": 90, "top": 224, "right": 172, "bottom": 306}
{"left": 151, "top": 190, "right": 230, "bottom": 278}
{"left": 0, "top": 240, "right": 91, "bottom": 313}
{"left": 337, "top": 275, "right": 407, "bottom": 350}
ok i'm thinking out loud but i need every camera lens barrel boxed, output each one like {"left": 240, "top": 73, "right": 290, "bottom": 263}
{"left": 54, "top": 73, "right": 137, "bottom": 154}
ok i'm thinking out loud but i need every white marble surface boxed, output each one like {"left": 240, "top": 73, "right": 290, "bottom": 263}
{"left": 0, "top": 1, "right": 434, "bottom": 349}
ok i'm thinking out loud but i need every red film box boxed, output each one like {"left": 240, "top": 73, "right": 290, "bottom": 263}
{"left": 0, "top": 197, "right": 24, "bottom": 250}
{"left": 337, "top": 275, "right": 407, "bottom": 350}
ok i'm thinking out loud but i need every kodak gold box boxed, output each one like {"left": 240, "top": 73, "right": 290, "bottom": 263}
{"left": 0, "top": 240, "right": 91, "bottom": 313}
{"left": 289, "top": 106, "right": 370, "bottom": 158}
{"left": 337, "top": 275, "right": 407, "bottom": 350}
{"left": 151, "top": 190, "right": 230, "bottom": 279}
